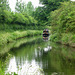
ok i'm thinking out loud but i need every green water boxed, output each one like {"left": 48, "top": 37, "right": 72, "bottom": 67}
{"left": 0, "top": 36, "right": 75, "bottom": 75}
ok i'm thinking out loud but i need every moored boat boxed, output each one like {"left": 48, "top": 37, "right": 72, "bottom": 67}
{"left": 43, "top": 29, "right": 49, "bottom": 37}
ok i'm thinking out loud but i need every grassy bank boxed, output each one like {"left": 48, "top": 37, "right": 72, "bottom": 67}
{"left": 50, "top": 33, "right": 75, "bottom": 48}
{"left": 0, "top": 30, "right": 42, "bottom": 46}
{"left": 0, "top": 36, "right": 41, "bottom": 57}
{"left": 61, "top": 33, "right": 75, "bottom": 47}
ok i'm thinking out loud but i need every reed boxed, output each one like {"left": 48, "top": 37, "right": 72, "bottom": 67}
{"left": 0, "top": 30, "right": 42, "bottom": 46}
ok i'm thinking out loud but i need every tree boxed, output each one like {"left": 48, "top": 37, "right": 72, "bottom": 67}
{"left": 33, "top": 6, "right": 47, "bottom": 25}
{"left": 0, "top": 0, "right": 10, "bottom": 11}
{"left": 26, "top": 1, "right": 34, "bottom": 16}
{"left": 0, "top": 0, "right": 11, "bottom": 23}
{"left": 39, "top": 0, "right": 70, "bottom": 16}
{"left": 15, "top": 0, "right": 24, "bottom": 13}
{"left": 34, "top": 0, "right": 70, "bottom": 25}
{"left": 15, "top": 1, "right": 34, "bottom": 16}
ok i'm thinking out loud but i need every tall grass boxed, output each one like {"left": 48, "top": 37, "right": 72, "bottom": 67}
{"left": 50, "top": 33, "right": 75, "bottom": 47}
{"left": 0, "top": 53, "right": 15, "bottom": 75}
{"left": 0, "top": 61, "right": 5, "bottom": 75}
{"left": 0, "top": 30, "right": 42, "bottom": 46}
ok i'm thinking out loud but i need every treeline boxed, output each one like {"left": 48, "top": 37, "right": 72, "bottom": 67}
{"left": 0, "top": 0, "right": 43, "bottom": 30}
{"left": 33, "top": 0, "right": 70, "bottom": 25}
{"left": 0, "top": 10, "right": 37, "bottom": 25}
{"left": 36, "top": 0, "right": 75, "bottom": 46}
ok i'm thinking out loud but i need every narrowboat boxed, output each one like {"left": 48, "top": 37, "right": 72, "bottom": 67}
{"left": 43, "top": 29, "right": 49, "bottom": 37}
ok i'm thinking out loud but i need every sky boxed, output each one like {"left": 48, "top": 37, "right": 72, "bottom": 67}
{"left": 9, "top": 0, "right": 43, "bottom": 11}
{"left": 9, "top": 0, "right": 75, "bottom": 11}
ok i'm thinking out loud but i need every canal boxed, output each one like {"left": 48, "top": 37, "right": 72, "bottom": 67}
{"left": 0, "top": 36, "right": 75, "bottom": 75}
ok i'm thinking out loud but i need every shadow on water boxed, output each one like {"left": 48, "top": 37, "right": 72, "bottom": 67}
{"left": 0, "top": 36, "right": 75, "bottom": 75}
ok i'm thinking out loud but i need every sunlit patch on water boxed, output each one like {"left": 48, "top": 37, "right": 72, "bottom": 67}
{"left": 5, "top": 56, "right": 44, "bottom": 75}
{"left": 44, "top": 46, "right": 52, "bottom": 52}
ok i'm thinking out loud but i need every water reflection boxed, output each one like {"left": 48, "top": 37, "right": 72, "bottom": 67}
{"left": 5, "top": 38, "right": 52, "bottom": 75}
{"left": 0, "top": 36, "right": 41, "bottom": 57}
{"left": 44, "top": 46, "right": 52, "bottom": 52}
{"left": 6, "top": 57, "right": 17, "bottom": 74}
{"left": 0, "top": 36, "right": 75, "bottom": 75}
{"left": 6, "top": 56, "right": 44, "bottom": 75}
{"left": 43, "top": 36, "right": 49, "bottom": 41}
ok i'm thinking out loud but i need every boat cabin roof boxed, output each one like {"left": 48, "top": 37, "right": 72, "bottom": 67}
{"left": 43, "top": 29, "right": 49, "bottom": 32}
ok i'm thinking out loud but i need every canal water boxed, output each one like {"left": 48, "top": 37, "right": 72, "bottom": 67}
{"left": 0, "top": 36, "right": 75, "bottom": 75}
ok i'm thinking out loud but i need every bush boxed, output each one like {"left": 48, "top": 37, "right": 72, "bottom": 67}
{"left": 49, "top": 1, "right": 75, "bottom": 44}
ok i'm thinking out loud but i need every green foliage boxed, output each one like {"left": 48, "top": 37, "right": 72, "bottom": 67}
{"left": 15, "top": 1, "right": 34, "bottom": 16}
{"left": 61, "top": 33, "right": 75, "bottom": 44}
{"left": 12, "top": 12, "right": 38, "bottom": 26}
{"left": 0, "top": 61, "right": 5, "bottom": 75}
{"left": 13, "top": 13, "right": 26, "bottom": 24}
{"left": 3, "top": 10, "right": 13, "bottom": 23}
{"left": 6, "top": 72, "right": 18, "bottom": 75}
{"left": 33, "top": 0, "right": 70, "bottom": 28}
{"left": 26, "top": 1, "right": 34, "bottom": 16}
{"left": 15, "top": 0, "right": 26, "bottom": 13}
{"left": 50, "top": 1, "right": 75, "bottom": 33}
{"left": 50, "top": 33, "right": 61, "bottom": 42}
{"left": 33, "top": 0, "right": 70, "bottom": 25}
{"left": 0, "top": 53, "right": 13, "bottom": 75}
{"left": 33, "top": 7, "right": 48, "bottom": 25}
{"left": 0, "top": 0, "right": 38, "bottom": 30}
{"left": 0, "top": 11, "right": 38, "bottom": 30}
{"left": 49, "top": 1, "right": 75, "bottom": 45}
{"left": 40, "top": 0, "right": 70, "bottom": 4}
{"left": 0, "top": 0, "right": 11, "bottom": 11}
{"left": 0, "top": 30, "right": 42, "bottom": 46}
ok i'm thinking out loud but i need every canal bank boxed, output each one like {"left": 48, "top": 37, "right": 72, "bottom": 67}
{"left": 0, "top": 30, "right": 42, "bottom": 46}
{"left": 0, "top": 35, "right": 42, "bottom": 57}
{"left": 50, "top": 33, "right": 75, "bottom": 48}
